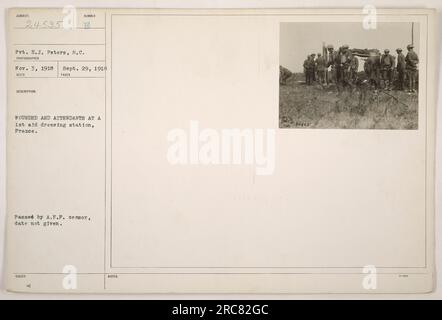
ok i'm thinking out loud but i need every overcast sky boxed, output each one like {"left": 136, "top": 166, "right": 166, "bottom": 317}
{"left": 280, "top": 22, "right": 420, "bottom": 73}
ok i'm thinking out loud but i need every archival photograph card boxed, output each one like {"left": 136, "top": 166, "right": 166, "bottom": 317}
{"left": 5, "top": 8, "right": 437, "bottom": 293}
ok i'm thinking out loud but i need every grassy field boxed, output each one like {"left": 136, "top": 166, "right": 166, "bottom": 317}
{"left": 279, "top": 72, "right": 418, "bottom": 130}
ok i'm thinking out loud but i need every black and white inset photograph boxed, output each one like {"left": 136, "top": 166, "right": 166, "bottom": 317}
{"left": 279, "top": 22, "right": 420, "bottom": 129}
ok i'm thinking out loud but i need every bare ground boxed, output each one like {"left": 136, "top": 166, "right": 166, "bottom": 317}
{"left": 279, "top": 73, "right": 418, "bottom": 129}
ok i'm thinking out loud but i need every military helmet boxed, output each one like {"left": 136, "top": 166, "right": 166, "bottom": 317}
{"left": 327, "top": 44, "right": 334, "bottom": 49}
{"left": 407, "top": 44, "right": 414, "bottom": 49}
{"left": 396, "top": 48, "right": 402, "bottom": 52}
{"left": 342, "top": 44, "right": 349, "bottom": 49}
{"left": 384, "top": 49, "right": 390, "bottom": 53}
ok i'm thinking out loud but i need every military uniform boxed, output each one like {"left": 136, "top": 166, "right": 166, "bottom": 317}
{"left": 381, "top": 49, "right": 395, "bottom": 89}
{"left": 396, "top": 49, "right": 406, "bottom": 90}
{"left": 310, "top": 54, "right": 317, "bottom": 82}
{"left": 316, "top": 54, "right": 326, "bottom": 85}
{"left": 340, "top": 45, "right": 353, "bottom": 86}
{"left": 328, "top": 47, "right": 343, "bottom": 86}
{"left": 350, "top": 55, "right": 359, "bottom": 82}
{"left": 303, "top": 56, "right": 315, "bottom": 85}
{"left": 326, "top": 45, "right": 338, "bottom": 84}
{"left": 405, "top": 44, "right": 419, "bottom": 92}
{"left": 335, "top": 47, "right": 344, "bottom": 85}
{"left": 364, "top": 51, "right": 381, "bottom": 89}
{"left": 303, "top": 57, "right": 310, "bottom": 84}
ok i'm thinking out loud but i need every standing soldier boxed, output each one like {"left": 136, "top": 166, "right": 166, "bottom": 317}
{"left": 381, "top": 49, "right": 395, "bottom": 90}
{"left": 316, "top": 53, "right": 326, "bottom": 85}
{"left": 304, "top": 55, "right": 315, "bottom": 85}
{"left": 405, "top": 44, "right": 419, "bottom": 93}
{"left": 336, "top": 46, "right": 344, "bottom": 85}
{"left": 330, "top": 46, "right": 343, "bottom": 87}
{"left": 396, "top": 48, "right": 406, "bottom": 90}
{"left": 326, "top": 45, "right": 338, "bottom": 84}
{"left": 350, "top": 54, "right": 359, "bottom": 83}
{"left": 341, "top": 45, "right": 352, "bottom": 86}
{"left": 303, "top": 55, "right": 310, "bottom": 84}
{"left": 364, "top": 50, "right": 381, "bottom": 90}
{"left": 310, "top": 54, "right": 317, "bottom": 82}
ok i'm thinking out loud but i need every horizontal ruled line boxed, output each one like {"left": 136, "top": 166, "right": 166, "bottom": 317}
{"left": 13, "top": 43, "right": 105, "bottom": 46}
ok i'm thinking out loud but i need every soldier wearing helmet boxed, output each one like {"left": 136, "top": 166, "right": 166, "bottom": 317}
{"left": 396, "top": 48, "right": 406, "bottom": 90}
{"left": 340, "top": 45, "right": 353, "bottom": 86}
{"left": 364, "top": 49, "right": 381, "bottom": 90}
{"left": 310, "top": 54, "right": 317, "bottom": 82}
{"left": 350, "top": 54, "right": 359, "bottom": 83}
{"left": 326, "top": 44, "right": 338, "bottom": 85}
{"left": 316, "top": 53, "right": 326, "bottom": 85}
{"left": 381, "top": 49, "right": 395, "bottom": 90}
{"left": 303, "top": 55, "right": 311, "bottom": 85}
{"left": 405, "top": 44, "right": 419, "bottom": 93}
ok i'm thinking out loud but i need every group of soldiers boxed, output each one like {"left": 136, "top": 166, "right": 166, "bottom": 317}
{"left": 302, "top": 43, "right": 419, "bottom": 93}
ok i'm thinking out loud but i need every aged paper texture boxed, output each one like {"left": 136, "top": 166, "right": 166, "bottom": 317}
{"left": 6, "top": 8, "right": 437, "bottom": 293}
